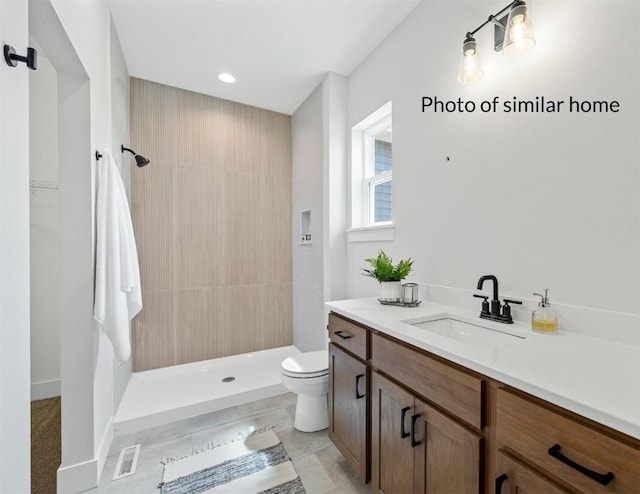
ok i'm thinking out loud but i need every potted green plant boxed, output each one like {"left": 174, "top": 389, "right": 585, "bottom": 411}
{"left": 362, "top": 250, "right": 414, "bottom": 301}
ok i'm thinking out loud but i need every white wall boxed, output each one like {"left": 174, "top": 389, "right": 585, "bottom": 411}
{"left": 110, "top": 16, "right": 130, "bottom": 198}
{"left": 0, "top": 1, "right": 31, "bottom": 491}
{"left": 29, "top": 40, "right": 61, "bottom": 401}
{"left": 292, "top": 73, "right": 348, "bottom": 351}
{"left": 292, "top": 82, "right": 325, "bottom": 351}
{"left": 110, "top": 15, "right": 132, "bottom": 413}
{"left": 322, "top": 73, "right": 348, "bottom": 303}
{"left": 345, "top": 0, "right": 640, "bottom": 339}
{"left": 57, "top": 68, "right": 95, "bottom": 492}
{"left": 28, "top": 0, "right": 131, "bottom": 490}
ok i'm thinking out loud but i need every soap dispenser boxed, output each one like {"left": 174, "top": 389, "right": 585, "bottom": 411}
{"left": 532, "top": 289, "right": 558, "bottom": 333}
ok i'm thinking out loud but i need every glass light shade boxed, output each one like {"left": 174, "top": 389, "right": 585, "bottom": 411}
{"left": 503, "top": 1, "right": 535, "bottom": 56}
{"left": 457, "top": 38, "right": 484, "bottom": 83}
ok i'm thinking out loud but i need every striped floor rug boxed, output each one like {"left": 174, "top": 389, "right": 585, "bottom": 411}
{"left": 160, "top": 430, "right": 306, "bottom": 494}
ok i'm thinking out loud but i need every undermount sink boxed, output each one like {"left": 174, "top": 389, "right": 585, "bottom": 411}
{"left": 403, "top": 316, "right": 525, "bottom": 349}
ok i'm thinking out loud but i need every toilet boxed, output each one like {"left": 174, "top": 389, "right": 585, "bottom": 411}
{"left": 280, "top": 350, "right": 329, "bottom": 432}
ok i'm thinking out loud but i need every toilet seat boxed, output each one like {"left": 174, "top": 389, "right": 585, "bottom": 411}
{"left": 281, "top": 350, "right": 328, "bottom": 379}
{"left": 281, "top": 369, "right": 328, "bottom": 379}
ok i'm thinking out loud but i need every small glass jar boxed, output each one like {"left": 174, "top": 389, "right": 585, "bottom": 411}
{"left": 401, "top": 283, "right": 419, "bottom": 305}
{"left": 532, "top": 289, "right": 558, "bottom": 333}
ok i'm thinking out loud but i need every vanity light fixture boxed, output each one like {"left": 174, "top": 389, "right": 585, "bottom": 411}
{"left": 218, "top": 72, "right": 236, "bottom": 84}
{"left": 4, "top": 44, "right": 37, "bottom": 70}
{"left": 457, "top": 0, "right": 536, "bottom": 83}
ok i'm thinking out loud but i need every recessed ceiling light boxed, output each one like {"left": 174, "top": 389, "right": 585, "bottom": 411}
{"left": 218, "top": 72, "right": 236, "bottom": 84}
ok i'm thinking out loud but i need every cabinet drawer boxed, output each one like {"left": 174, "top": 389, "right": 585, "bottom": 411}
{"left": 371, "top": 333, "right": 485, "bottom": 430}
{"left": 328, "top": 313, "right": 368, "bottom": 360}
{"left": 497, "top": 388, "right": 640, "bottom": 493}
{"left": 496, "top": 450, "right": 572, "bottom": 494}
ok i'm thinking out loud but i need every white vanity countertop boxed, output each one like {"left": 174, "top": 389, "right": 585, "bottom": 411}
{"left": 325, "top": 298, "right": 640, "bottom": 440}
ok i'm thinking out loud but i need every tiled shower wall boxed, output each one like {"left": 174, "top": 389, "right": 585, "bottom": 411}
{"left": 130, "top": 78, "right": 292, "bottom": 372}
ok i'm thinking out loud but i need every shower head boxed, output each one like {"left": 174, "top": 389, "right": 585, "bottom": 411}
{"left": 121, "top": 145, "right": 150, "bottom": 168}
{"left": 135, "top": 154, "right": 150, "bottom": 167}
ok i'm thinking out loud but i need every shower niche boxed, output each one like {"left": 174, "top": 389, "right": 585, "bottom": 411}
{"left": 300, "top": 209, "right": 311, "bottom": 245}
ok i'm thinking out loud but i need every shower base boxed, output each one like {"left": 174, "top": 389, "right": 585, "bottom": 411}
{"left": 113, "top": 345, "right": 300, "bottom": 434}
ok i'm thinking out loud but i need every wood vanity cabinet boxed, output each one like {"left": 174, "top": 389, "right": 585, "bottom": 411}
{"left": 495, "top": 450, "right": 572, "bottom": 494}
{"left": 370, "top": 333, "right": 484, "bottom": 494}
{"left": 328, "top": 312, "right": 367, "bottom": 358}
{"left": 370, "top": 372, "right": 415, "bottom": 493}
{"left": 328, "top": 343, "right": 368, "bottom": 482}
{"left": 328, "top": 313, "right": 369, "bottom": 483}
{"left": 413, "top": 399, "right": 483, "bottom": 494}
{"left": 327, "top": 312, "right": 640, "bottom": 494}
{"left": 495, "top": 387, "right": 640, "bottom": 494}
{"left": 371, "top": 372, "right": 482, "bottom": 494}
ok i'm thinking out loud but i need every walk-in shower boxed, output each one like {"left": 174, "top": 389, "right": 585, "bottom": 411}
{"left": 113, "top": 346, "right": 300, "bottom": 434}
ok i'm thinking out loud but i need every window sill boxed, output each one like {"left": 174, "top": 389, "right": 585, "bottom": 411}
{"left": 346, "top": 224, "right": 395, "bottom": 243}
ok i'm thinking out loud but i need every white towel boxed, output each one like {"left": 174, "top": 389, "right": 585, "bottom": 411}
{"left": 93, "top": 149, "right": 142, "bottom": 362}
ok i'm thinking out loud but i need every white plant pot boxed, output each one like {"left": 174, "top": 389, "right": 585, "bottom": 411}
{"left": 380, "top": 281, "right": 402, "bottom": 302}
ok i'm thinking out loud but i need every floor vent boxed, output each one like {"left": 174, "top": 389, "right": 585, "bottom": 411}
{"left": 112, "top": 444, "right": 141, "bottom": 480}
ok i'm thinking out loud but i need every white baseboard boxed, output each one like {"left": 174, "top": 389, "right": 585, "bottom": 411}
{"left": 57, "top": 458, "right": 97, "bottom": 494}
{"left": 96, "top": 417, "right": 114, "bottom": 481}
{"left": 31, "top": 378, "right": 61, "bottom": 401}
{"left": 56, "top": 418, "right": 113, "bottom": 493}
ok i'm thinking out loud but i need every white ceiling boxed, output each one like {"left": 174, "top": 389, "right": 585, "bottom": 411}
{"left": 109, "top": 0, "right": 421, "bottom": 115}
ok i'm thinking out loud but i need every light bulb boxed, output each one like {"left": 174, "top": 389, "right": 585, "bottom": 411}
{"left": 503, "top": 1, "right": 535, "bottom": 56}
{"left": 457, "top": 37, "right": 483, "bottom": 83}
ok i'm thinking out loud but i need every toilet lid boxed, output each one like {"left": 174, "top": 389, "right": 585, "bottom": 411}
{"left": 281, "top": 350, "right": 328, "bottom": 377}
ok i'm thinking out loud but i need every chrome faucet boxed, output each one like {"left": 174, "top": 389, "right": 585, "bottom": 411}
{"left": 474, "top": 275, "right": 522, "bottom": 324}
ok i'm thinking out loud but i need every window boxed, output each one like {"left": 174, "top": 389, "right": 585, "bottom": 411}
{"left": 351, "top": 102, "right": 393, "bottom": 229}
{"left": 366, "top": 122, "right": 392, "bottom": 224}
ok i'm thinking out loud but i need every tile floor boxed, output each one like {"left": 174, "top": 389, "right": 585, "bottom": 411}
{"left": 89, "top": 393, "right": 370, "bottom": 493}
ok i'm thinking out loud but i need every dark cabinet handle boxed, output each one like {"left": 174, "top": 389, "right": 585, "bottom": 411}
{"left": 495, "top": 473, "right": 508, "bottom": 494}
{"left": 400, "top": 407, "right": 410, "bottom": 438}
{"left": 548, "top": 444, "right": 614, "bottom": 486}
{"left": 355, "top": 374, "right": 365, "bottom": 399}
{"left": 410, "top": 413, "right": 422, "bottom": 448}
{"left": 334, "top": 331, "right": 351, "bottom": 340}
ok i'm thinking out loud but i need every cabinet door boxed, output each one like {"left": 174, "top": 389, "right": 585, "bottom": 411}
{"left": 328, "top": 343, "right": 368, "bottom": 482}
{"left": 495, "top": 450, "right": 572, "bottom": 494}
{"left": 413, "top": 399, "right": 483, "bottom": 494}
{"left": 371, "top": 372, "right": 415, "bottom": 494}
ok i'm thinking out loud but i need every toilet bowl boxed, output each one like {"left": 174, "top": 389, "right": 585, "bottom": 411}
{"left": 281, "top": 350, "right": 329, "bottom": 432}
